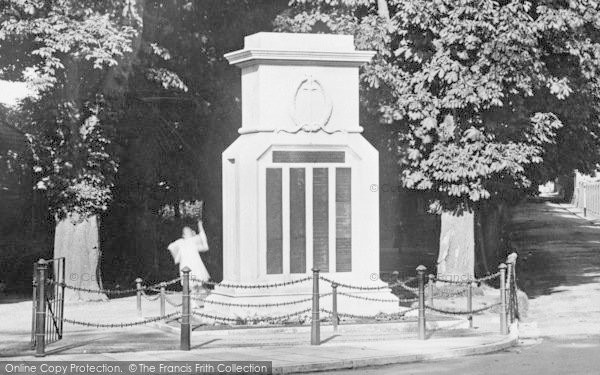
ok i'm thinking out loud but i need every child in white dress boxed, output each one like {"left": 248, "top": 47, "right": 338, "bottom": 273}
{"left": 168, "top": 220, "right": 210, "bottom": 305}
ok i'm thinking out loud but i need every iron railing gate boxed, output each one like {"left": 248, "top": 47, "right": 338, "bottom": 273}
{"left": 31, "top": 257, "right": 65, "bottom": 348}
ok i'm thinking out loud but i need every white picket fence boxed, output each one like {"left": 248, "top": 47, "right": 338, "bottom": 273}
{"left": 574, "top": 181, "right": 600, "bottom": 216}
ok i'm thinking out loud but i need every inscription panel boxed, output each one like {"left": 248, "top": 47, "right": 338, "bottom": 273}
{"left": 336, "top": 168, "right": 352, "bottom": 272}
{"left": 273, "top": 151, "right": 345, "bottom": 164}
{"left": 312, "top": 168, "right": 329, "bottom": 272}
{"left": 266, "top": 168, "right": 283, "bottom": 274}
{"left": 289, "top": 168, "right": 306, "bottom": 273}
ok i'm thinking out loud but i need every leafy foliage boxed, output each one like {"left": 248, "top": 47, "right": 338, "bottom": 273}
{"left": 0, "top": 0, "right": 188, "bottom": 219}
{"left": 277, "top": 0, "right": 600, "bottom": 209}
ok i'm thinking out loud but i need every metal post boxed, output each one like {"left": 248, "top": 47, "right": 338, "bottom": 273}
{"left": 392, "top": 271, "right": 400, "bottom": 306}
{"left": 180, "top": 267, "right": 191, "bottom": 351}
{"left": 428, "top": 274, "right": 435, "bottom": 307}
{"left": 311, "top": 268, "right": 320, "bottom": 345}
{"left": 506, "top": 261, "right": 514, "bottom": 323}
{"left": 160, "top": 282, "right": 166, "bottom": 318}
{"left": 135, "top": 277, "right": 143, "bottom": 317}
{"left": 499, "top": 263, "right": 508, "bottom": 335}
{"left": 467, "top": 282, "right": 473, "bottom": 329}
{"left": 416, "top": 265, "right": 427, "bottom": 340}
{"left": 332, "top": 282, "right": 338, "bottom": 332}
{"left": 510, "top": 253, "right": 519, "bottom": 320}
{"left": 35, "top": 259, "right": 47, "bottom": 357}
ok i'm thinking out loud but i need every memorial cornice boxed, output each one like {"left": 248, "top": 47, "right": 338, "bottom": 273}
{"left": 238, "top": 127, "right": 364, "bottom": 135}
{"left": 224, "top": 49, "right": 376, "bottom": 68}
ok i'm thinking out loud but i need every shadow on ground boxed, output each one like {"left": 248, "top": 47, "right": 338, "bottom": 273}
{"left": 508, "top": 201, "right": 600, "bottom": 298}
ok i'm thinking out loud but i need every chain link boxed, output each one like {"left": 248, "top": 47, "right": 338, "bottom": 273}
{"left": 148, "top": 287, "right": 179, "bottom": 294}
{"left": 433, "top": 272, "right": 501, "bottom": 285}
{"left": 191, "top": 307, "right": 311, "bottom": 324}
{"left": 337, "top": 291, "right": 417, "bottom": 303}
{"left": 425, "top": 303, "right": 501, "bottom": 316}
{"left": 319, "top": 276, "right": 391, "bottom": 291}
{"left": 475, "top": 272, "right": 502, "bottom": 282}
{"left": 53, "top": 277, "right": 182, "bottom": 295}
{"left": 192, "top": 277, "right": 312, "bottom": 289}
{"left": 53, "top": 282, "right": 139, "bottom": 295}
{"left": 197, "top": 295, "right": 329, "bottom": 308}
{"left": 62, "top": 311, "right": 180, "bottom": 328}
{"left": 152, "top": 277, "right": 183, "bottom": 288}
{"left": 141, "top": 290, "right": 161, "bottom": 301}
{"left": 320, "top": 307, "right": 418, "bottom": 320}
{"left": 389, "top": 280, "right": 419, "bottom": 295}
{"left": 165, "top": 295, "right": 183, "bottom": 307}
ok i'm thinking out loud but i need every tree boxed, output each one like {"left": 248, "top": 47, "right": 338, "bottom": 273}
{"left": 276, "top": 0, "right": 600, "bottom": 278}
{"left": 2, "top": 0, "right": 290, "bottom": 293}
{"left": 0, "top": 0, "right": 149, "bottom": 300}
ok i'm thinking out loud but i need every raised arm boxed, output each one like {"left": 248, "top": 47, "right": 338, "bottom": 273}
{"left": 196, "top": 220, "right": 209, "bottom": 252}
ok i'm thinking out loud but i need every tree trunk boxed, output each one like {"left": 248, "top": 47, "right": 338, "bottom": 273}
{"left": 437, "top": 210, "right": 475, "bottom": 281}
{"left": 54, "top": 214, "right": 107, "bottom": 301}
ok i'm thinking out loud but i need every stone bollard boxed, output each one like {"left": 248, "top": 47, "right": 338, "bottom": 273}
{"left": 35, "top": 259, "right": 48, "bottom": 357}
{"left": 160, "top": 282, "right": 166, "bottom": 318}
{"left": 135, "top": 277, "right": 143, "bottom": 317}
{"left": 311, "top": 268, "right": 320, "bottom": 345}
{"left": 467, "top": 282, "right": 474, "bottom": 329}
{"left": 428, "top": 274, "right": 435, "bottom": 307}
{"left": 181, "top": 267, "right": 191, "bottom": 350}
{"left": 416, "top": 265, "right": 427, "bottom": 340}
{"left": 332, "top": 282, "right": 338, "bottom": 332}
{"left": 499, "top": 263, "right": 508, "bottom": 335}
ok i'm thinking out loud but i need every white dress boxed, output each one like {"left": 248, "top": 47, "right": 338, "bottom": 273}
{"left": 168, "top": 232, "right": 210, "bottom": 283}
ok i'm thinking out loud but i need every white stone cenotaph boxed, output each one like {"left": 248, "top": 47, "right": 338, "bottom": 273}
{"left": 202, "top": 32, "right": 401, "bottom": 319}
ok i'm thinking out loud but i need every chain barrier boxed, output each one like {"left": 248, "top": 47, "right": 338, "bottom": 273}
{"left": 433, "top": 272, "right": 501, "bottom": 285}
{"left": 148, "top": 287, "right": 179, "bottom": 294}
{"left": 390, "top": 276, "right": 418, "bottom": 286}
{"left": 52, "top": 282, "right": 139, "bottom": 295}
{"left": 319, "top": 276, "right": 419, "bottom": 295}
{"left": 196, "top": 294, "right": 330, "bottom": 308}
{"left": 150, "top": 277, "right": 182, "bottom": 288}
{"left": 192, "top": 307, "right": 312, "bottom": 324}
{"left": 425, "top": 303, "right": 500, "bottom": 316}
{"left": 390, "top": 280, "right": 419, "bottom": 295}
{"left": 192, "top": 276, "right": 313, "bottom": 289}
{"left": 474, "top": 272, "right": 502, "bottom": 282}
{"left": 337, "top": 291, "right": 417, "bottom": 303}
{"left": 52, "top": 277, "right": 182, "bottom": 296}
{"left": 165, "top": 295, "right": 183, "bottom": 307}
{"left": 320, "top": 306, "right": 418, "bottom": 320}
{"left": 319, "top": 276, "right": 389, "bottom": 291}
{"left": 141, "top": 290, "right": 161, "bottom": 301}
{"left": 62, "top": 311, "right": 181, "bottom": 328}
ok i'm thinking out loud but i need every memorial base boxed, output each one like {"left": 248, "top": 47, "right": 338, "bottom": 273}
{"left": 200, "top": 278, "right": 406, "bottom": 322}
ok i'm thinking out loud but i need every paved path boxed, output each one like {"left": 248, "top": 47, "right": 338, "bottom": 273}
{"left": 316, "top": 201, "right": 600, "bottom": 374}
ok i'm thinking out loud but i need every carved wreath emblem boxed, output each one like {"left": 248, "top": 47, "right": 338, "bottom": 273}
{"left": 283, "top": 75, "right": 336, "bottom": 133}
